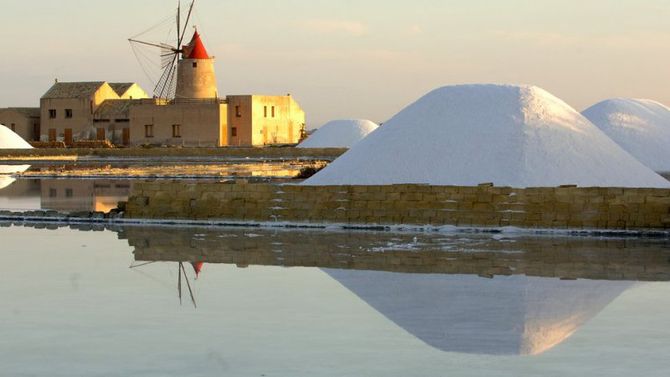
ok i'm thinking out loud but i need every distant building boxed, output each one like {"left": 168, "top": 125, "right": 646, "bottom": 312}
{"left": 227, "top": 95, "right": 305, "bottom": 146}
{"left": 27, "top": 31, "right": 306, "bottom": 147}
{"left": 0, "top": 107, "right": 40, "bottom": 141}
{"left": 40, "top": 81, "right": 149, "bottom": 144}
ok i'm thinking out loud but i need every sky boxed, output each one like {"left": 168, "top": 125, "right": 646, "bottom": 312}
{"left": 0, "top": 0, "right": 668, "bottom": 128}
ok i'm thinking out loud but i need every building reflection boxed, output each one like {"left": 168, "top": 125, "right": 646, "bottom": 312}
{"left": 115, "top": 225, "right": 670, "bottom": 356}
{"left": 40, "top": 179, "right": 132, "bottom": 212}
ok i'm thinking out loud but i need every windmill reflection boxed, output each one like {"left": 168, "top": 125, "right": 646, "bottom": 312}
{"left": 130, "top": 260, "right": 203, "bottom": 308}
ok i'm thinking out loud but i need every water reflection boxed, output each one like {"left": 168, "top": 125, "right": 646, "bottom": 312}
{"left": 114, "top": 225, "right": 669, "bottom": 356}
{"left": 130, "top": 261, "right": 200, "bottom": 308}
{"left": 2, "top": 224, "right": 670, "bottom": 375}
{"left": 121, "top": 226, "right": 670, "bottom": 281}
{"left": 325, "top": 270, "right": 632, "bottom": 355}
{"left": 0, "top": 164, "right": 30, "bottom": 190}
{"left": 41, "top": 179, "right": 132, "bottom": 213}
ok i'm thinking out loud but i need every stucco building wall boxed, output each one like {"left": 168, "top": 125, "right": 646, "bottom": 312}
{"left": 227, "top": 95, "right": 305, "bottom": 146}
{"left": 129, "top": 100, "right": 227, "bottom": 147}
{"left": 0, "top": 108, "right": 40, "bottom": 141}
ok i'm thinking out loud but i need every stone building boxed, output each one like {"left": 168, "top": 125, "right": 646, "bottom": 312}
{"left": 40, "top": 81, "right": 149, "bottom": 144}
{"left": 31, "top": 30, "right": 306, "bottom": 147}
{"left": 0, "top": 107, "right": 40, "bottom": 141}
{"left": 227, "top": 95, "right": 305, "bottom": 146}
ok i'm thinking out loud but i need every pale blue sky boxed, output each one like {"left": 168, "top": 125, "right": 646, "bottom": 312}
{"left": 0, "top": 0, "right": 668, "bottom": 127}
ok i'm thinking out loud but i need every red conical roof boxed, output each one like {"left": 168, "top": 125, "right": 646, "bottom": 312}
{"left": 183, "top": 31, "right": 210, "bottom": 60}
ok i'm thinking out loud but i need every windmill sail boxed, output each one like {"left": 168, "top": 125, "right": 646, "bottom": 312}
{"left": 128, "top": 1, "right": 197, "bottom": 100}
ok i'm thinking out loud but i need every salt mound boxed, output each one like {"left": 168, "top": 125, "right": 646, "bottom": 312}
{"left": 0, "top": 124, "right": 33, "bottom": 149}
{"left": 305, "top": 84, "right": 670, "bottom": 188}
{"left": 297, "top": 119, "right": 378, "bottom": 148}
{"left": 582, "top": 99, "right": 670, "bottom": 172}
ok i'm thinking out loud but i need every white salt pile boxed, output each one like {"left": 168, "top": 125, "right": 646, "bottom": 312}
{"left": 582, "top": 99, "right": 670, "bottom": 172}
{"left": 297, "top": 119, "right": 379, "bottom": 148}
{"left": 305, "top": 84, "right": 670, "bottom": 188}
{"left": 0, "top": 124, "right": 33, "bottom": 149}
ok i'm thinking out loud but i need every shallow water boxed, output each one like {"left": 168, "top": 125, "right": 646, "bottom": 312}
{"left": 0, "top": 161, "right": 310, "bottom": 213}
{"left": 1, "top": 224, "right": 669, "bottom": 376}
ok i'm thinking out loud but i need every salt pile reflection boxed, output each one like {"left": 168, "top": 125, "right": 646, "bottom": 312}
{"left": 0, "top": 165, "right": 30, "bottom": 190}
{"left": 325, "top": 270, "right": 632, "bottom": 355}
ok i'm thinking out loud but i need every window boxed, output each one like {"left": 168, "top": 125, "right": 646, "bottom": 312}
{"left": 271, "top": 106, "right": 276, "bottom": 118}
{"left": 65, "top": 109, "right": 73, "bottom": 118}
{"left": 235, "top": 105, "right": 241, "bottom": 118}
{"left": 49, "top": 109, "right": 56, "bottom": 119}
{"left": 172, "top": 124, "right": 181, "bottom": 138}
{"left": 192, "top": 62, "right": 198, "bottom": 68}
{"left": 10, "top": 123, "right": 15, "bottom": 132}
{"left": 264, "top": 106, "right": 268, "bottom": 118}
{"left": 231, "top": 127, "right": 237, "bottom": 137}
{"left": 65, "top": 189, "right": 73, "bottom": 198}
{"left": 145, "top": 124, "right": 154, "bottom": 138}
{"left": 49, "top": 188, "right": 57, "bottom": 198}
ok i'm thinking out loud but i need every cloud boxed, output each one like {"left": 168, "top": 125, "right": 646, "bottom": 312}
{"left": 408, "top": 25, "right": 423, "bottom": 35}
{"left": 491, "top": 30, "right": 670, "bottom": 50}
{"left": 299, "top": 19, "right": 368, "bottom": 36}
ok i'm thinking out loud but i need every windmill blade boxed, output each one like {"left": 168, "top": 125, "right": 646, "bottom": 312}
{"left": 154, "top": 56, "right": 178, "bottom": 100}
{"left": 177, "top": 0, "right": 196, "bottom": 48}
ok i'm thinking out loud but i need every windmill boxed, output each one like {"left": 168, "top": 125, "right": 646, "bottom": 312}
{"left": 128, "top": 1, "right": 197, "bottom": 100}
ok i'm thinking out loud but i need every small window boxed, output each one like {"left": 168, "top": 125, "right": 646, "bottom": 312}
{"left": 264, "top": 106, "right": 268, "bottom": 118}
{"left": 65, "top": 109, "right": 73, "bottom": 118}
{"left": 172, "top": 124, "right": 181, "bottom": 138}
{"left": 49, "top": 109, "right": 56, "bottom": 119}
{"left": 235, "top": 105, "right": 241, "bottom": 118}
{"left": 49, "top": 188, "right": 57, "bottom": 198}
{"left": 145, "top": 124, "right": 154, "bottom": 138}
{"left": 192, "top": 62, "right": 198, "bottom": 68}
{"left": 271, "top": 106, "right": 275, "bottom": 118}
{"left": 10, "top": 123, "right": 16, "bottom": 132}
{"left": 65, "top": 188, "right": 74, "bottom": 198}
{"left": 231, "top": 127, "right": 237, "bottom": 137}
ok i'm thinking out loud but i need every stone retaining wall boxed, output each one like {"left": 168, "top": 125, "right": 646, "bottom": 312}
{"left": 125, "top": 182, "right": 670, "bottom": 230}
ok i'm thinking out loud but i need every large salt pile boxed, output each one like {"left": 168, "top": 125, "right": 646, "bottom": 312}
{"left": 297, "top": 119, "right": 378, "bottom": 148}
{"left": 582, "top": 99, "right": 670, "bottom": 172}
{"left": 0, "top": 124, "right": 33, "bottom": 149}
{"left": 305, "top": 85, "right": 670, "bottom": 188}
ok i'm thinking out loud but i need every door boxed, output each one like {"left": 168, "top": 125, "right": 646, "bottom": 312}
{"left": 64, "top": 129, "right": 73, "bottom": 146}
{"left": 48, "top": 128, "right": 57, "bottom": 142}
{"left": 122, "top": 128, "right": 130, "bottom": 146}
{"left": 96, "top": 128, "right": 106, "bottom": 141}
{"left": 32, "top": 123, "right": 40, "bottom": 141}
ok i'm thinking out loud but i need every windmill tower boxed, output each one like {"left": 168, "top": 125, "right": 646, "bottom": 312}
{"left": 176, "top": 30, "right": 218, "bottom": 99}
{"left": 129, "top": 0, "right": 218, "bottom": 100}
